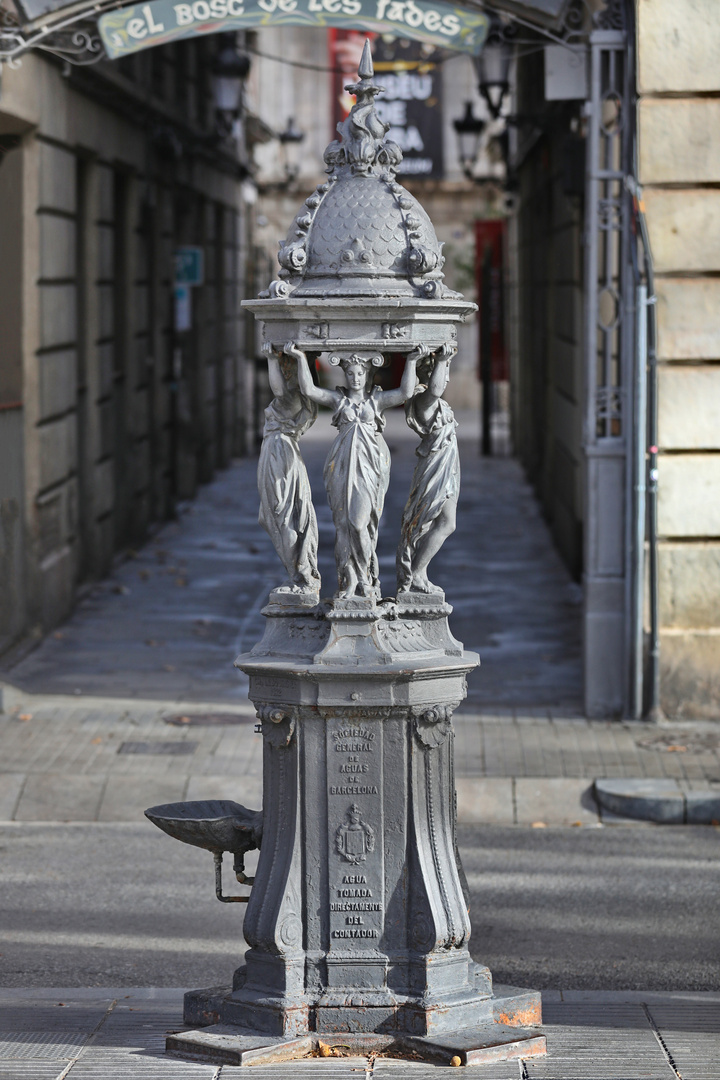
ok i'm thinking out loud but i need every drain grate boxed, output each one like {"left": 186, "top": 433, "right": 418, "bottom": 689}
{"left": 0, "top": 1032, "right": 87, "bottom": 1060}
{"left": 163, "top": 713, "right": 253, "bottom": 727}
{"left": 118, "top": 741, "right": 197, "bottom": 755}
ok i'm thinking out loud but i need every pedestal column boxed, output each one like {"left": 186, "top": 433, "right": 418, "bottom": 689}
{"left": 219, "top": 600, "right": 493, "bottom": 1037}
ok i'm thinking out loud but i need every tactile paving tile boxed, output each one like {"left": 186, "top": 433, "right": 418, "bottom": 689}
{"left": 0, "top": 1031, "right": 88, "bottom": 1059}
{"left": 373, "top": 1058, "right": 522, "bottom": 1077}
{"left": 524, "top": 1003, "right": 674, "bottom": 1080}
{"left": 647, "top": 1002, "right": 720, "bottom": 1080}
{"left": 245, "top": 1062, "right": 371, "bottom": 1077}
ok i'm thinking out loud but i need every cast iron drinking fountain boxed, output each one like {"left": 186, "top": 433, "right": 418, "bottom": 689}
{"left": 146, "top": 42, "right": 546, "bottom": 1069}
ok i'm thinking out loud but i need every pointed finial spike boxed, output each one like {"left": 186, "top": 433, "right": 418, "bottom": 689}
{"left": 358, "top": 39, "right": 374, "bottom": 80}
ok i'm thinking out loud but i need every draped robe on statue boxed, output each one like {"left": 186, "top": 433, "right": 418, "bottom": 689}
{"left": 397, "top": 395, "right": 460, "bottom": 591}
{"left": 258, "top": 393, "right": 319, "bottom": 590}
{"left": 324, "top": 387, "right": 390, "bottom": 596}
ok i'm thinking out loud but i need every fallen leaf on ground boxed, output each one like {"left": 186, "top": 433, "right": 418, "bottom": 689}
{"left": 531, "top": 821, "right": 547, "bottom": 828}
{"left": 666, "top": 745, "right": 687, "bottom": 752}
{"left": 571, "top": 821, "right": 583, "bottom": 827}
{"left": 19, "top": 713, "right": 32, "bottom": 722}
{"left": 91, "top": 737, "right": 102, "bottom": 745}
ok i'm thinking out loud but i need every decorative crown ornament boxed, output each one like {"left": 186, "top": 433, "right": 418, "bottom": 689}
{"left": 262, "top": 39, "right": 453, "bottom": 300}
{"left": 322, "top": 39, "right": 403, "bottom": 176}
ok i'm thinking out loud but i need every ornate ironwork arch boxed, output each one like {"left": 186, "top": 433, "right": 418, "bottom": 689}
{"left": 0, "top": 0, "right": 625, "bottom": 68}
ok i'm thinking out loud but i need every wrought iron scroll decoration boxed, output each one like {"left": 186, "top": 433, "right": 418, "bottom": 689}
{"left": 1, "top": 0, "right": 625, "bottom": 69}
{"left": 0, "top": 3, "right": 110, "bottom": 67}
{"left": 461, "top": 0, "right": 626, "bottom": 56}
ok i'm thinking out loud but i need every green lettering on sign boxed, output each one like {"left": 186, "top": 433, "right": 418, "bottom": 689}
{"left": 99, "top": 0, "right": 488, "bottom": 59}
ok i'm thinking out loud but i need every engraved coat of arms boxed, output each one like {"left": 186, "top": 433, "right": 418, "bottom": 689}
{"left": 335, "top": 804, "right": 375, "bottom": 864}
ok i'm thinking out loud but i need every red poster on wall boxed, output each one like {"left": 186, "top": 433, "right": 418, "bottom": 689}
{"left": 474, "top": 219, "right": 508, "bottom": 382}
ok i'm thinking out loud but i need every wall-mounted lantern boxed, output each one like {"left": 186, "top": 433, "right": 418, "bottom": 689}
{"left": 211, "top": 38, "right": 251, "bottom": 138}
{"left": 452, "top": 100, "right": 485, "bottom": 181}
{"left": 474, "top": 18, "right": 513, "bottom": 121}
{"left": 277, "top": 115, "right": 306, "bottom": 183}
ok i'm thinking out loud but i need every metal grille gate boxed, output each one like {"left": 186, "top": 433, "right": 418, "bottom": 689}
{"left": 582, "top": 10, "right": 637, "bottom": 717}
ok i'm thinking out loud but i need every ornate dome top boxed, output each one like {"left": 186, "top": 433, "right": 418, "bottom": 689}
{"left": 262, "top": 41, "right": 455, "bottom": 302}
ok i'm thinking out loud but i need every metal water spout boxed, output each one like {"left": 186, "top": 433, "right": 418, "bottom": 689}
{"left": 147, "top": 39, "right": 546, "bottom": 1070}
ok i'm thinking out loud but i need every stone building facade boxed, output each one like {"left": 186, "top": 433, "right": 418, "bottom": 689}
{"left": 638, "top": 0, "right": 720, "bottom": 719}
{"left": 510, "top": 0, "right": 720, "bottom": 719}
{"left": 0, "top": 35, "right": 253, "bottom": 656}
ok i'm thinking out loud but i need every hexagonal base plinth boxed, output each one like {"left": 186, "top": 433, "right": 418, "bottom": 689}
{"left": 170, "top": 984, "right": 545, "bottom": 1067}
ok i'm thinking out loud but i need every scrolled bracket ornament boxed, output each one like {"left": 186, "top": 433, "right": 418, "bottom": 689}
{"left": 0, "top": 7, "right": 108, "bottom": 67}
{"left": 256, "top": 704, "right": 298, "bottom": 747}
{"left": 277, "top": 240, "right": 307, "bottom": 275}
{"left": 412, "top": 703, "right": 459, "bottom": 748}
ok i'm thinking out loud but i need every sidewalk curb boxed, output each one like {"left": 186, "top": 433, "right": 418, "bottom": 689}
{"left": 594, "top": 778, "right": 720, "bottom": 824}
{"left": 0, "top": 679, "right": 256, "bottom": 717}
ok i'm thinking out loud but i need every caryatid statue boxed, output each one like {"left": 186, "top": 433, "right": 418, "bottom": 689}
{"left": 257, "top": 342, "right": 320, "bottom": 595}
{"left": 397, "top": 342, "right": 460, "bottom": 595}
{"left": 290, "top": 344, "right": 418, "bottom": 600}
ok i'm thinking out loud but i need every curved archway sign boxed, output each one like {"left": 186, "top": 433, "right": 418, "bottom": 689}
{"left": 98, "top": 0, "right": 488, "bottom": 60}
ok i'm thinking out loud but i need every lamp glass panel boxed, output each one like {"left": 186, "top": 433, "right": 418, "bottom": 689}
{"left": 213, "top": 74, "right": 241, "bottom": 113}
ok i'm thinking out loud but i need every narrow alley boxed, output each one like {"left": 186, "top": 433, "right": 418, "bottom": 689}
{"left": 1, "top": 411, "right": 582, "bottom": 714}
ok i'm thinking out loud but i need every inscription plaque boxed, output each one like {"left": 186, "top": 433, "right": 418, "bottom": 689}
{"left": 327, "top": 725, "right": 383, "bottom": 947}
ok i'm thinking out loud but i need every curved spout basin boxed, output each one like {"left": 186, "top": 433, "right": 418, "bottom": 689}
{"left": 145, "top": 800, "right": 262, "bottom": 855}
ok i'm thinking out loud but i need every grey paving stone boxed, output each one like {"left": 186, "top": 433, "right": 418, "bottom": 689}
{"left": 456, "top": 778, "right": 514, "bottom": 824}
{"left": 0, "top": 773, "right": 25, "bottom": 820}
{"left": 14, "top": 772, "right": 106, "bottom": 822}
{"left": 98, "top": 774, "right": 189, "bottom": 822}
{"left": 185, "top": 773, "right": 263, "bottom": 807}
{"left": 514, "top": 779, "right": 599, "bottom": 825}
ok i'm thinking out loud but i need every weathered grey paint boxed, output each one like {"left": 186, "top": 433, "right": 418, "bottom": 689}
{"left": 148, "top": 41, "right": 545, "bottom": 1066}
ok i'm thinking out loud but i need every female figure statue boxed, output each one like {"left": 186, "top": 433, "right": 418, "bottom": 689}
{"left": 397, "top": 346, "right": 459, "bottom": 595}
{"left": 257, "top": 343, "right": 320, "bottom": 595}
{"left": 290, "top": 343, "right": 418, "bottom": 600}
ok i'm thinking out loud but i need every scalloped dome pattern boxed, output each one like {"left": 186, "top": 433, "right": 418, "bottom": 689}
{"left": 282, "top": 173, "right": 443, "bottom": 297}
{"left": 307, "top": 178, "right": 406, "bottom": 275}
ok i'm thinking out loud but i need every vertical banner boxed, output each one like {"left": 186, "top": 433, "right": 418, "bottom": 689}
{"left": 330, "top": 31, "right": 444, "bottom": 180}
{"left": 474, "top": 219, "right": 508, "bottom": 382}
